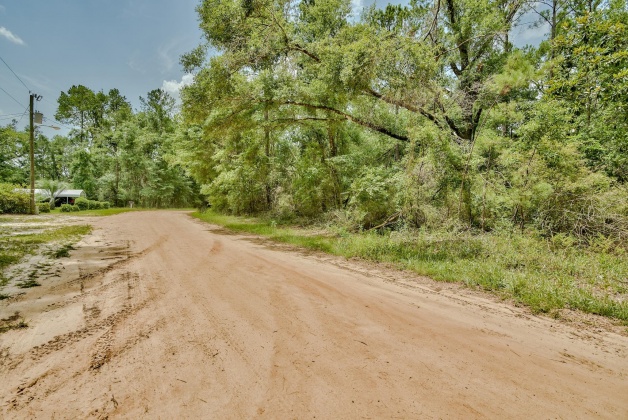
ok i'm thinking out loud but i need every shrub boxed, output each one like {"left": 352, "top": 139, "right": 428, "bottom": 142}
{"left": 71, "top": 205, "right": 80, "bottom": 212}
{"left": 87, "top": 200, "right": 102, "bottom": 210}
{"left": 60, "top": 204, "right": 73, "bottom": 212}
{"left": 102, "top": 201, "right": 110, "bottom": 209}
{"left": 0, "top": 183, "right": 30, "bottom": 214}
{"left": 75, "top": 197, "right": 89, "bottom": 210}
{"left": 347, "top": 167, "right": 398, "bottom": 229}
{"left": 38, "top": 202, "right": 50, "bottom": 213}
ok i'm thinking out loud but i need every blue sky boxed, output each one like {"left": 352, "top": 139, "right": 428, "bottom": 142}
{"left": 0, "top": 0, "right": 547, "bottom": 135}
{"left": 0, "top": 0, "right": 201, "bottom": 134}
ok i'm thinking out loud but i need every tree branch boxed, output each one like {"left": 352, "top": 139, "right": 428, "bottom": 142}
{"left": 280, "top": 101, "right": 409, "bottom": 142}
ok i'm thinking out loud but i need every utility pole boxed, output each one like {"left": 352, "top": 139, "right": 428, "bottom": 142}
{"left": 29, "top": 92, "right": 41, "bottom": 215}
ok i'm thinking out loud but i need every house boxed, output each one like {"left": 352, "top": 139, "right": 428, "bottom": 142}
{"left": 34, "top": 189, "right": 86, "bottom": 206}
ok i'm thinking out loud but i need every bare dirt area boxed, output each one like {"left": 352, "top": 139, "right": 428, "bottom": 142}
{"left": 1, "top": 211, "right": 626, "bottom": 419}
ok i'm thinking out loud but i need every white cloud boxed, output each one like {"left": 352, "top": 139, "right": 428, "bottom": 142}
{"left": 351, "top": 0, "right": 364, "bottom": 18}
{"left": 511, "top": 22, "right": 549, "bottom": 48}
{"left": 161, "top": 73, "right": 194, "bottom": 103}
{"left": 0, "top": 26, "right": 25, "bottom": 45}
{"left": 157, "top": 41, "right": 179, "bottom": 73}
{"left": 127, "top": 52, "right": 146, "bottom": 74}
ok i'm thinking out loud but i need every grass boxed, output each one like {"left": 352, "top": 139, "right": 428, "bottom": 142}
{"left": 50, "top": 207, "right": 144, "bottom": 216}
{"left": 51, "top": 243, "right": 75, "bottom": 258}
{"left": 193, "top": 210, "right": 628, "bottom": 322}
{"left": 0, "top": 225, "right": 91, "bottom": 271}
{"left": 16, "top": 279, "right": 40, "bottom": 288}
{"left": 0, "top": 311, "right": 28, "bottom": 334}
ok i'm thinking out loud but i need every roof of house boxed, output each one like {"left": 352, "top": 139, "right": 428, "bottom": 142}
{"left": 33, "top": 189, "right": 86, "bottom": 198}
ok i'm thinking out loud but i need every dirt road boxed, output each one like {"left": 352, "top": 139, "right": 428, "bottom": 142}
{"left": 1, "top": 211, "right": 626, "bottom": 418}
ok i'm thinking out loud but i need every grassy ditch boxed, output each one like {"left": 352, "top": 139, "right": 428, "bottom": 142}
{"left": 193, "top": 211, "right": 628, "bottom": 322}
{"left": 0, "top": 224, "right": 91, "bottom": 273}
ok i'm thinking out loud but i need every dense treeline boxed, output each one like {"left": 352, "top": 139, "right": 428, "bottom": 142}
{"left": 0, "top": 87, "right": 199, "bottom": 209}
{"left": 1, "top": 0, "right": 626, "bottom": 245}
{"left": 174, "top": 0, "right": 627, "bottom": 245}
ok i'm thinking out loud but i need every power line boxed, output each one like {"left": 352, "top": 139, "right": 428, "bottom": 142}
{"left": 0, "top": 85, "right": 25, "bottom": 108}
{"left": 17, "top": 105, "right": 29, "bottom": 123}
{"left": 0, "top": 54, "right": 31, "bottom": 92}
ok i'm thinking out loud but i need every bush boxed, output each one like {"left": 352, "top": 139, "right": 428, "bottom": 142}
{"left": 0, "top": 183, "right": 30, "bottom": 214}
{"left": 60, "top": 204, "right": 73, "bottom": 212}
{"left": 38, "top": 202, "right": 51, "bottom": 213}
{"left": 87, "top": 200, "right": 102, "bottom": 210}
{"left": 71, "top": 205, "right": 80, "bottom": 212}
{"left": 75, "top": 197, "right": 89, "bottom": 210}
{"left": 347, "top": 167, "right": 398, "bottom": 229}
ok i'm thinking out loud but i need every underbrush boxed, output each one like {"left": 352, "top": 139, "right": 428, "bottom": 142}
{"left": 193, "top": 210, "right": 628, "bottom": 322}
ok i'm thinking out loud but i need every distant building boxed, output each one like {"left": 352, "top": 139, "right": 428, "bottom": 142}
{"left": 33, "top": 189, "right": 86, "bottom": 206}
{"left": 15, "top": 188, "right": 87, "bottom": 206}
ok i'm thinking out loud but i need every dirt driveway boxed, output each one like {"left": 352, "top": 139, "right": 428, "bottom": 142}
{"left": 1, "top": 211, "right": 626, "bottom": 418}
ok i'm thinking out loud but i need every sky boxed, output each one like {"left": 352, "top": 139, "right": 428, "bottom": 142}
{"left": 0, "top": 0, "right": 202, "bottom": 135}
{"left": 0, "top": 0, "right": 547, "bottom": 136}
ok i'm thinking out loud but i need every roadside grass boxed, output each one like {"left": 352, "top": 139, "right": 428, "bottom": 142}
{"left": 50, "top": 207, "right": 194, "bottom": 216}
{"left": 193, "top": 211, "right": 628, "bottom": 322}
{"left": 50, "top": 207, "right": 143, "bottom": 216}
{"left": 0, "top": 224, "right": 91, "bottom": 273}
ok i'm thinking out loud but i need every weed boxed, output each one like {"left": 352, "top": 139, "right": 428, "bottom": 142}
{"left": 51, "top": 244, "right": 75, "bottom": 258}
{"left": 0, "top": 312, "right": 28, "bottom": 333}
{"left": 17, "top": 279, "right": 41, "bottom": 288}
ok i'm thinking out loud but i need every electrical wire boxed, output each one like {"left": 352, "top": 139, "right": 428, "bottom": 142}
{"left": 16, "top": 105, "right": 29, "bottom": 124}
{"left": 0, "top": 54, "right": 31, "bottom": 92}
{"left": 0, "top": 85, "right": 25, "bottom": 108}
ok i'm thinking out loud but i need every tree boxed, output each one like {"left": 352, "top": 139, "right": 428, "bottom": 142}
{"left": 547, "top": 0, "right": 628, "bottom": 180}
{"left": 139, "top": 89, "right": 176, "bottom": 133}
{"left": 0, "top": 123, "right": 28, "bottom": 184}
{"left": 36, "top": 178, "right": 68, "bottom": 209}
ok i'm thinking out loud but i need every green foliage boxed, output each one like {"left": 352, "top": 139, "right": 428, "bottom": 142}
{"left": 38, "top": 202, "right": 50, "bottom": 213}
{"left": 547, "top": 2, "right": 628, "bottom": 181}
{"left": 60, "top": 204, "right": 73, "bottom": 212}
{"left": 347, "top": 166, "right": 398, "bottom": 228}
{"left": 36, "top": 179, "right": 68, "bottom": 209}
{"left": 87, "top": 200, "right": 100, "bottom": 210}
{"left": 0, "top": 124, "right": 28, "bottom": 184}
{"left": 0, "top": 183, "right": 30, "bottom": 214}
{"left": 52, "top": 244, "right": 74, "bottom": 258}
{"left": 75, "top": 197, "right": 89, "bottom": 210}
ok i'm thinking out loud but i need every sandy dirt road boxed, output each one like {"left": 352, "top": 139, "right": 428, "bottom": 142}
{"left": 0, "top": 211, "right": 626, "bottom": 419}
